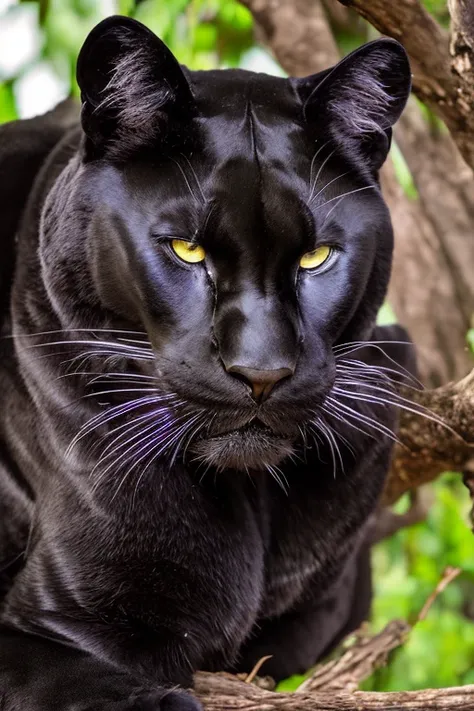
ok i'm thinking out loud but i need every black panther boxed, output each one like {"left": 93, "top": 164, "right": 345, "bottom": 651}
{"left": 0, "top": 15, "right": 414, "bottom": 710}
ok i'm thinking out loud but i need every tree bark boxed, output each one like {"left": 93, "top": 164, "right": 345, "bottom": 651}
{"left": 195, "top": 672, "right": 474, "bottom": 710}
{"left": 384, "top": 368, "right": 474, "bottom": 505}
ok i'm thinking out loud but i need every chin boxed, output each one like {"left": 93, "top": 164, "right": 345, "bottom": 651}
{"left": 189, "top": 423, "right": 295, "bottom": 472}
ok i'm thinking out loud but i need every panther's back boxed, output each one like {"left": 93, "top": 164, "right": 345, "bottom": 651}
{"left": 0, "top": 99, "right": 79, "bottom": 329}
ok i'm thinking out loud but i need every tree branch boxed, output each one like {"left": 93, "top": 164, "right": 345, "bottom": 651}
{"left": 337, "top": 0, "right": 474, "bottom": 171}
{"left": 195, "top": 672, "right": 474, "bottom": 710}
{"left": 384, "top": 368, "right": 474, "bottom": 505}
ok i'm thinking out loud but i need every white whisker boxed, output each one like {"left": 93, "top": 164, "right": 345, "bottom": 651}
{"left": 314, "top": 184, "right": 377, "bottom": 211}
{"left": 308, "top": 148, "right": 336, "bottom": 203}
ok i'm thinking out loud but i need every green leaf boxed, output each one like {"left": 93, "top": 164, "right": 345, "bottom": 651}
{"left": 0, "top": 82, "right": 17, "bottom": 123}
{"left": 376, "top": 303, "right": 397, "bottom": 326}
{"left": 467, "top": 328, "right": 474, "bottom": 355}
{"left": 390, "top": 139, "right": 419, "bottom": 200}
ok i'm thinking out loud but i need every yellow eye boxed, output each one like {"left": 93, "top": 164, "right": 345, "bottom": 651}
{"left": 299, "top": 245, "right": 332, "bottom": 270}
{"left": 171, "top": 239, "right": 206, "bottom": 264}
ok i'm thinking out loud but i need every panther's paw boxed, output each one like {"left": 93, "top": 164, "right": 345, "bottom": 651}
{"left": 123, "top": 689, "right": 202, "bottom": 711}
{"left": 158, "top": 691, "right": 202, "bottom": 711}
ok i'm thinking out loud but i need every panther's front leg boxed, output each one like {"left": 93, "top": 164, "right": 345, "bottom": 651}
{"left": 0, "top": 472, "right": 263, "bottom": 711}
{"left": 0, "top": 626, "right": 201, "bottom": 711}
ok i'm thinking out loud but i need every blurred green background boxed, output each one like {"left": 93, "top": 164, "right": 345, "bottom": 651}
{"left": 0, "top": 0, "right": 473, "bottom": 693}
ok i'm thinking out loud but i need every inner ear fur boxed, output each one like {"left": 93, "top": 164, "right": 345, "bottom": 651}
{"left": 295, "top": 39, "right": 412, "bottom": 170}
{"left": 76, "top": 15, "right": 195, "bottom": 160}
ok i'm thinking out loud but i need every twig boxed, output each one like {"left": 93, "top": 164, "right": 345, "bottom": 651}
{"left": 245, "top": 655, "right": 273, "bottom": 684}
{"left": 417, "top": 567, "right": 462, "bottom": 623}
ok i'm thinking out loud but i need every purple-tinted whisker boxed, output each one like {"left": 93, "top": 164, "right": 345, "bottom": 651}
{"left": 111, "top": 412, "right": 204, "bottom": 500}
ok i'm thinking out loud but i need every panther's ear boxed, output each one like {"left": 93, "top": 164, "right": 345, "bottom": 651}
{"left": 76, "top": 15, "right": 195, "bottom": 160}
{"left": 295, "top": 39, "right": 411, "bottom": 170}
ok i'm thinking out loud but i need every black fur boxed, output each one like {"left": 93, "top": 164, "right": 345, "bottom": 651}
{"left": 0, "top": 16, "right": 413, "bottom": 710}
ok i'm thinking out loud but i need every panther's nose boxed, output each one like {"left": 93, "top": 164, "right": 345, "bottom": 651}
{"left": 226, "top": 365, "right": 293, "bottom": 403}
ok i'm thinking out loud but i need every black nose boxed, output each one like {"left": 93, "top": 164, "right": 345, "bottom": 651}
{"left": 227, "top": 365, "right": 293, "bottom": 403}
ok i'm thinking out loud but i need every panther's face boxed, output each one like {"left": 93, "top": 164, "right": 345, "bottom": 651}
{"left": 38, "top": 17, "right": 410, "bottom": 473}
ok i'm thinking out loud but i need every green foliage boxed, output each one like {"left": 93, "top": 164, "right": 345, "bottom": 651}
{"left": 0, "top": 81, "right": 16, "bottom": 122}
{"left": 0, "top": 0, "right": 253, "bottom": 122}
{"left": 376, "top": 303, "right": 397, "bottom": 326}
{"left": 366, "top": 474, "right": 474, "bottom": 690}
{"left": 421, "top": 0, "right": 450, "bottom": 26}
{"left": 390, "top": 140, "right": 419, "bottom": 201}
{"left": 467, "top": 328, "right": 474, "bottom": 355}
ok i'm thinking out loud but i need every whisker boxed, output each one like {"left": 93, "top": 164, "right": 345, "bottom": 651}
{"left": 168, "top": 411, "right": 207, "bottom": 470}
{"left": 333, "top": 339, "right": 412, "bottom": 353}
{"left": 66, "top": 395, "right": 179, "bottom": 454}
{"left": 320, "top": 195, "right": 344, "bottom": 227}
{"left": 267, "top": 464, "right": 289, "bottom": 495}
{"left": 308, "top": 140, "right": 332, "bottom": 199}
{"left": 315, "top": 417, "right": 344, "bottom": 476}
{"left": 333, "top": 381, "right": 453, "bottom": 433}
{"left": 57, "top": 371, "right": 156, "bottom": 382}
{"left": 4, "top": 327, "right": 148, "bottom": 340}
{"left": 98, "top": 411, "right": 175, "bottom": 462}
{"left": 334, "top": 341, "right": 418, "bottom": 386}
{"left": 314, "top": 185, "right": 377, "bottom": 211}
{"left": 322, "top": 401, "right": 378, "bottom": 443}
{"left": 309, "top": 170, "right": 352, "bottom": 207}
{"left": 325, "top": 395, "right": 402, "bottom": 445}
{"left": 179, "top": 153, "right": 206, "bottom": 204}
{"left": 308, "top": 148, "right": 336, "bottom": 203}
{"left": 92, "top": 412, "right": 192, "bottom": 490}
{"left": 336, "top": 358, "right": 422, "bottom": 388}
{"left": 169, "top": 156, "right": 203, "bottom": 207}
{"left": 115, "top": 412, "right": 203, "bottom": 500}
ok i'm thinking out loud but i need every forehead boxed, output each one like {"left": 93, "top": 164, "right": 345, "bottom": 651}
{"left": 187, "top": 69, "right": 309, "bottom": 184}
{"left": 185, "top": 70, "right": 315, "bottom": 244}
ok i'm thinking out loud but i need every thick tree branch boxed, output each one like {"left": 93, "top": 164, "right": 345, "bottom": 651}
{"left": 384, "top": 368, "right": 474, "bottom": 505}
{"left": 195, "top": 672, "right": 474, "bottom": 710}
{"left": 337, "top": 0, "right": 474, "bottom": 171}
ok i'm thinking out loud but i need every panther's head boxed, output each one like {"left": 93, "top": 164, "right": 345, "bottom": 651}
{"left": 37, "top": 16, "right": 411, "bottom": 473}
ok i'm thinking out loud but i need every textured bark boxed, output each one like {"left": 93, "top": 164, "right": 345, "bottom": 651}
{"left": 194, "top": 672, "right": 474, "bottom": 710}
{"left": 337, "top": 0, "right": 474, "bottom": 172}
{"left": 384, "top": 368, "right": 474, "bottom": 505}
